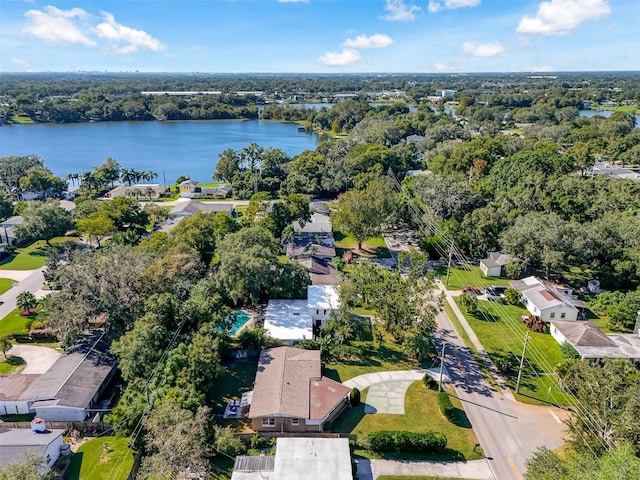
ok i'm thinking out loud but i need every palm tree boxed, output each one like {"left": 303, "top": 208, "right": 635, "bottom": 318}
{"left": 132, "top": 169, "right": 143, "bottom": 184}
{"left": 80, "top": 171, "right": 95, "bottom": 192}
{"left": 120, "top": 168, "right": 135, "bottom": 186}
{"left": 146, "top": 170, "right": 158, "bottom": 183}
{"left": 0, "top": 336, "right": 11, "bottom": 360}
{"left": 144, "top": 186, "right": 155, "bottom": 200}
{"left": 16, "top": 291, "right": 38, "bottom": 314}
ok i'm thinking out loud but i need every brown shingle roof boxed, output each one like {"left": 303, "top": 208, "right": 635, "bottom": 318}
{"left": 248, "top": 347, "right": 349, "bottom": 421}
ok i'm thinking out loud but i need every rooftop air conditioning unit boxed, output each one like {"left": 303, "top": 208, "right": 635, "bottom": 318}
{"left": 31, "top": 418, "right": 46, "bottom": 433}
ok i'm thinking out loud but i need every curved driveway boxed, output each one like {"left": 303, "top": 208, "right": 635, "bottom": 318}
{"left": 342, "top": 368, "right": 449, "bottom": 390}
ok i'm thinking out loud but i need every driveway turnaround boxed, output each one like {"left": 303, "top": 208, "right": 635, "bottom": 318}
{"left": 343, "top": 368, "right": 451, "bottom": 415}
{"left": 8, "top": 344, "right": 61, "bottom": 374}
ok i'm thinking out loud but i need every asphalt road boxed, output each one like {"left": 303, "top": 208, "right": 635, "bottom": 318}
{"left": 434, "top": 309, "right": 567, "bottom": 480}
{"left": 0, "top": 267, "right": 46, "bottom": 319}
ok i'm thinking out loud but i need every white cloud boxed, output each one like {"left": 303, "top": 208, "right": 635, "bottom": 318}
{"left": 11, "top": 57, "right": 31, "bottom": 70}
{"left": 318, "top": 48, "right": 361, "bottom": 67}
{"left": 428, "top": 61, "right": 460, "bottom": 72}
{"left": 428, "top": 0, "right": 481, "bottom": 13}
{"left": 23, "top": 5, "right": 96, "bottom": 46}
{"left": 342, "top": 34, "right": 393, "bottom": 49}
{"left": 382, "top": 0, "right": 420, "bottom": 22}
{"left": 516, "top": 0, "right": 611, "bottom": 35}
{"left": 462, "top": 40, "right": 505, "bottom": 57}
{"left": 95, "top": 11, "right": 166, "bottom": 54}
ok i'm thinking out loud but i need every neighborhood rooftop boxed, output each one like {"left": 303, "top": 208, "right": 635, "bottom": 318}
{"left": 0, "top": 427, "right": 65, "bottom": 468}
{"left": 19, "top": 331, "right": 115, "bottom": 409}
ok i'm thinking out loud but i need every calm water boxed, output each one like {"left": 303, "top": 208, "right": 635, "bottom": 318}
{"left": 578, "top": 110, "right": 640, "bottom": 127}
{"left": 0, "top": 120, "right": 318, "bottom": 183}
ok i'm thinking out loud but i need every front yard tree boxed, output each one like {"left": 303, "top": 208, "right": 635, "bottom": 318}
{"left": 18, "top": 167, "right": 66, "bottom": 199}
{"left": 76, "top": 216, "right": 117, "bottom": 247}
{"left": 330, "top": 177, "right": 396, "bottom": 250}
{"left": 0, "top": 336, "right": 11, "bottom": 360}
{"left": 14, "top": 200, "right": 74, "bottom": 245}
{"left": 16, "top": 291, "right": 38, "bottom": 314}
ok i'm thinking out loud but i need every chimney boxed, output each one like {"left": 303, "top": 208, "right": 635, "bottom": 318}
{"left": 31, "top": 418, "right": 46, "bottom": 433}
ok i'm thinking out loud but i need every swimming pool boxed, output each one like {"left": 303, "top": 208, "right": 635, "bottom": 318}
{"left": 228, "top": 310, "right": 252, "bottom": 335}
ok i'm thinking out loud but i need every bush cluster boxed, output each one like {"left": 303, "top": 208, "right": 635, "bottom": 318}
{"left": 437, "top": 392, "right": 455, "bottom": 420}
{"left": 349, "top": 388, "right": 361, "bottom": 407}
{"left": 423, "top": 374, "right": 438, "bottom": 390}
{"left": 366, "top": 430, "right": 447, "bottom": 453}
{"left": 522, "top": 316, "right": 548, "bottom": 333}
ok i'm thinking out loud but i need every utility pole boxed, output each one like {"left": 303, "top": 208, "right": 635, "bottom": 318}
{"left": 515, "top": 331, "right": 530, "bottom": 394}
{"left": 438, "top": 342, "right": 447, "bottom": 392}
{"left": 444, "top": 242, "right": 454, "bottom": 286}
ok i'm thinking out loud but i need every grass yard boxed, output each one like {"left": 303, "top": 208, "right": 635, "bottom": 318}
{"left": 0, "top": 237, "right": 79, "bottom": 270}
{"left": 324, "top": 339, "right": 434, "bottom": 383}
{"left": 64, "top": 437, "right": 134, "bottom": 480}
{"left": 0, "top": 278, "right": 15, "bottom": 295}
{"left": 0, "top": 355, "right": 26, "bottom": 374}
{"left": 334, "top": 231, "right": 391, "bottom": 259}
{"left": 436, "top": 264, "right": 511, "bottom": 292}
{"left": 0, "top": 308, "right": 34, "bottom": 337}
{"left": 332, "top": 382, "right": 482, "bottom": 462}
{"left": 455, "top": 299, "right": 574, "bottom": 406}
{"left": 11, "top": 115, "right": 35, "bottom": 124}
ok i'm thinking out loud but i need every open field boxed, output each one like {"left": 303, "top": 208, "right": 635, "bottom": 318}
{"left": 332, "top": 382, "right": 482, "bottom": 462}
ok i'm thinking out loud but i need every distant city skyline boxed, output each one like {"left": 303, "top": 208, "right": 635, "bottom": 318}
{"left": 0, "top": 0, "right": 638, "bottom": 73}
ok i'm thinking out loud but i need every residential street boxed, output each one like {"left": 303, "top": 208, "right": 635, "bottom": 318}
{"left": 433, "top": 304, "right": 568, "bottom": 480}
{"left": 0, "top": 267, "right": 46, "bottom": 319}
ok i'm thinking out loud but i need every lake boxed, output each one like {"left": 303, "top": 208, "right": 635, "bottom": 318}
{"left": 578, "top": 110, "right": 640, "bottom": 127}
{"left": 0, "top": 120, "right": 318, "bottom": 184}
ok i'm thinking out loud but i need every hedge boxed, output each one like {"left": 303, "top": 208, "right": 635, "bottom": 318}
{"left": 349, "top": 388, "right": 361, "bottom": 407}
{"left": 438, "top": 392, "right": 455, "bottom": 420}
{"left": 366, "top": 430, "right": 447, "bottom": 453}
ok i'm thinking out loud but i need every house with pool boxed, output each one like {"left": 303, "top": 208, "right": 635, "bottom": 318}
{"left": 263, "top": 286, "right": 340, "bottom": 343}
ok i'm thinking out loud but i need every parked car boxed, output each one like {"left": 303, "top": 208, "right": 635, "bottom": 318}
{"left": 461, "top": 286, "right": 482, "bottom": 295}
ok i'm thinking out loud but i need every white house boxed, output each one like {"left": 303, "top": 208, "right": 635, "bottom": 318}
{"left": 550, "top": 320, "right": 640, "bottom": 364}
{"left": 0, "top": 425, "right": 66, "bottom": 469}
{"left": 510, "top": 276, "right": 584, "bottom": 322}
{"left": 264, "top": 286, "right": 340, "bottom": 343}
{"left": 479, "top": 252, "right": 517, "bottom": 278}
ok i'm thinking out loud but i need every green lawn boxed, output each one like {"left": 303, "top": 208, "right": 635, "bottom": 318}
{"left": 455, "top": 299, "right": 574, "bottom": 406}
{"left": 11, "top": 115, "right": 35, "bottom": 124}
{"left": 0, "top": 237, "right": 79, "bottom": 270}
{"left": 332, "top": 382, "right": 482, "bottom": 462}
{"left": 334, "top": 231, "right": 391, "bottom": 258}
{"left": 0, "top": 308, "right": 34, "bottom": 337}
{"left": 64, "top": 437, "right": 134, "bottom": 480}
{"left": 324, "top": 340, "right": 432, "bottom": 383}
{"left": 0, "top": 278, "right": 14, "bottom": 294}
{"left": 0, "top": 355, "right": 26, "bottom": 374}
{"left": 437, "top": 264, "right": 512, "bottom": 291}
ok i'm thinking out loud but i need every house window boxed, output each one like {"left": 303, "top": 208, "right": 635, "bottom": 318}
{"left": 550, "top": 313, "right": 556, "bottom": 319}
{"left": 262, "top": 418, "right": 276, "bottom": 427}
{"left": 560, "top": 313, "right": 566, "bottom": 319}
{"left": 291, "top": 418, "right": 299, "bottom": 426}
{"left": 316, "top": 309, "right": 319, "bottom": 315}
{"left": 323, "top": 309, "right": 327, "bottom": 315}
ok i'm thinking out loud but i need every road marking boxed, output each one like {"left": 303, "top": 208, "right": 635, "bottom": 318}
{"left": 549, "top": 410, "right": 563, "bottom": 424}
{"left": 506, "top": 455, "right": 524, "bottom": 480}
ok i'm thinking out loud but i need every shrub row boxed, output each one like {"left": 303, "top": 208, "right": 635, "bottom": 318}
{"left": 366, "top": 430, "right": 447, "bottom": 453}
{"left": 437, "top": 392, "right": 455, "bottom": 420}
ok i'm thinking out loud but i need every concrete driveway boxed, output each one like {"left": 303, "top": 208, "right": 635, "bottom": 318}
{"left": 8, "top": 344, "right": 60, "bottom": 374}
{"left": 343, "top": 369, "right": 451, "bottom": 414}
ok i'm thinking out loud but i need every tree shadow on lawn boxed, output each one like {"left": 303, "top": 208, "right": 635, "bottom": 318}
{"left": 5, "top": 356, "right": 26, "bottom": 366}
{"left": 63, "top": 451, "right": 83, "bottom": 480}
{"left": 28, "top": 245, "right": 51, "bottom": 258}
{"left": 448, "top": 407, "right": 473, "bottom": 429}
{"left": 470, "top": 310, "right": 499, "bottom": 322}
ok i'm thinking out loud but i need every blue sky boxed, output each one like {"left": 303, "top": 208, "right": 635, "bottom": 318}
{"left": 0, "top": 0, "right": 638, "bottom": 73}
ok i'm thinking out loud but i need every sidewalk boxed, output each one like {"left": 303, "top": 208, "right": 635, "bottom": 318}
{"left": 436, "top": 279, "right": 515, "bottom": 401}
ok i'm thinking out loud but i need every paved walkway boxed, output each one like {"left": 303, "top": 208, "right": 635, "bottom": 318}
{"left": 343, "top": 369, "right": 451, "bottom": 414}
{"left": 0, "top": 270, "right": 36, "bottom": 282}
{"left": 357, "top": 458, "right": 494, "bottom": 480}
{"left": 8, "top": 344, "right": 61, "bottom": 374}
